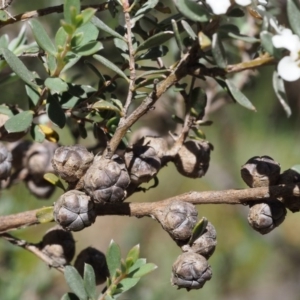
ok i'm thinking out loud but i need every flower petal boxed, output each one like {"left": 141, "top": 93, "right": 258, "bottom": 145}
{"left": 272, "top": 29, "right": 300, "bottom": 58}
{"left": 278, "top": 56, "right": 300, "bottom": 82}
{"left": 235, "top": 0, "right": 252, "bottom": 6}
{"left": 206, "top": 0, "right": 231, "bottom": 14}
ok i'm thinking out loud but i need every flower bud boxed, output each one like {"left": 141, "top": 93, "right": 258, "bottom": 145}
{"left": 52, "top": 145, "right": 94, "bottom": 183}
{"left": 174, "top": 140, "right": 212, "bottom": 178}
{"left": 26, "top": 177, "right": 55, "bottom": 199}
{"left": 25, "top": 141, "right": 57, "bottom": 178}
{"left": 158, "top": 201, "right": 198, "bottom": 241}
{"left": 74, "top": 247, "right": 109, "bottom": 285}
{"left": 241, "top": 156, "right": 280, "bottom": 188}
{"left": 53, "top": 190, "right": 96, "bottom": 231}
{"left": 248, "top": 200, "right": 286, "bottom": 234}
{"left": 171, "top": 252, "right": 212, "bottom": 290}
{"left": 182, "top": 222, "right": 217, "bottom": 259}
{"left": 0, "top": 142, "right": 12, "bottom": 180}
{"left": 40, "top": 225, "right": 75, "bottom": 267}
{"left": 278, "top": 169, "right": 300, "bottom": 212}
{"left": 84, "top": 155, "right": 130, "bottom": 203}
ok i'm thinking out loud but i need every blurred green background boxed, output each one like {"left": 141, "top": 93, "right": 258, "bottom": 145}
{"left": 1, "top": 0, "right": 300, "bottom": 299}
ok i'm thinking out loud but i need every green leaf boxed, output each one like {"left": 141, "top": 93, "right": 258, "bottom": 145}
{"left": 31, "top": 124, "right": 46, "bottom": 143}
{"left": 36, "top": 206, "right": 54, "bottom": 223}
{"left": 44, "top": 173, "right": 66, "bottom": 191}
{"left": 136, "top": 46, "right": 168, "bottom": 61}
{"left": 81, "top": 8, "right": 97, "bottom": 25}
{"left": 0, "top": 48, "right": 38, "bottom": 88}
{"left": 74, "top": 22, "right": 99, "bottom": 47}
{"left": 0, "top": 105, "right": 13, "bottom": 117}
{"left": 172, "top": 20, "right": 184, "bottom": 55}
{"left": 106, "top": 240, "right": 121, "bottom": 278}
{"left": 126, "top": 245, "right": 140, "bottom": 267}
{"left": 61, "top": 53, "right": 81, "bottom": 73}
{"left": 91, "top": 16, "right": 125, "bottom": 40}
{"left": 116, "top": 278, "right": 140, "bottom": 293}
{"left": 174, "top": 0, "right": 209, "bottom": 23}
{"left": 61, "top": 293, "right": 80, "bottom": 300}
{"left": 287, "top": 0, "right": 300, "bottom": 37}
{"left": 83, "top": 264, "right": 96, "bottom": 300}
{"left": 189, "top": 217, "right": 208, "bottom": 245}
{"left": 136, "top": 69, "right": 169, "bottom": 79}
{"left": 212, "top": 33, "right": 227, "bottom": 68}
{"left": 61, "top": 21, "right": 76, "bottom": 35}
{"left": 130, "top": 263, "right": 157, "bottom": 278}
{"left": 9, "top": 25, "right": 27, "bottom": 52}
{"left": 64, "top": 0, "right": 81, "bottom": 24}
{"left": 46, "top": 94, "right": 66, "bottom": 128}
{"left": 132, "top": 0, "right": 159, "bottom": 23}
{"left": 4, "top": 111, "right": 33, "bottom": 133}
{"left": 93, "top": 54, "right": 129, "bottom": 82}
{"left": 92, "top": 100, "right": 122, "bottom": 115}
{"left": 0, "top": 35, "right": 9, "bottom": 48}
{"left": 135, "top": 31, "right": 174, "bottom": 53}
{"left": 73, "top": 41, "right": 103, "bottom": 56}
{"left": 55, "top": 27, "right": 68, "bottom": 48}
{"left": 45, "top": 77, "right": 69, "bottom": 93}
{"left": 64, "top": 266, "right": 88, "bottom": 300}
{"left": 224, "top": 79, "right": 256, "bottom": 111}
{"left": 114, "top": 38, "right": 128, "bottom": 53}
{"left": 181, "top": 20, "right": 197, "bottom": 40}
{"left": 29, "top": 19, "right": 57, "bottom": 56}
{"left": 26, "top": 84, "right": 40, "bottom": 107}
{"left": 260, "top": 31, "right": 275, "bottom": 56}
{"left": 272, "top": 71, "right": 292, "bottom": 117}
{"left": 47, "top": 54, "right": 58, "bottom": 75}
{"left": 128, "top": 258, "right": 146, "bottom": 274}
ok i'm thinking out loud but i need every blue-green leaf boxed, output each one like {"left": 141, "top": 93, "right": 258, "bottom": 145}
{"left": 29, "top": 19, "right": 57, "bottom": 56}
{"left": 46, "top": 94, "right": 66, "bottom": 128}
{"left": 64, "top": 266, "right": 88, "bottom": 300}
{"left": 106, "top": 240, "right": 121, "bottom": 278}
{"left": 91, "top": 16, "right": 125, "bottom": 40}
{"left": 4, "top": 111, "right": 33, "bottom": 133}
{"left": 212, "top": 33, "right": 227, "bottom": 68}
{"left": 0, "top": 48, "right": 38, "bottom": 88}
{"left": 45, "top": 77, "right": 69, "bottom": 93}
{"left": 116, "top": 278, "right": 140, "bottom": 293}
{"left": 174, "top": 0, "right": 209, "bottom": 23}
{"left": 93, "top": 54, "right": 129, "bottom": 82}
{"left": 132, "top": 0, "right": 159, "bottom": 23}
{"left": 73, "top": 41, "right": 103, "bottom": 56}
{"left": 64, "top": 0, "right": 81, "bottom": 24}
{"left": 287, "top": 0, "right": 300, "bottom": 37}
{"left": 83, "top": 264, "right": 96, "bottom": 300}
{"left": 61, "top": 293, "right": 80, "bottom": 300}
{"left": 130, "top": 263, "right": 157, "bottom": 278}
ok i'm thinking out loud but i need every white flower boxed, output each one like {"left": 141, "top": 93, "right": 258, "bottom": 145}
{"left": 235, "top": 0, "right": 252, "bottom": 5}
{"left": 206, "top": 0, "right": 231, "bottom": 15}
{"left": 272, "top": 28, "right": 300, "bottom": 81}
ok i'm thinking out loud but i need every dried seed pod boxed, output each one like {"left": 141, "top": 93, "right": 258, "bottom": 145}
{"left": 137, "top": 136, "right": 168, "bottom": 159}
{"left": 84, "top": 155, "right": 130, "bottom": 203}
{"left": 26, "top": 177, "right": 55, "bottom": 199}
{"left": 0, "top": 142, "right": 12, "bottom": 180}
{"left": 248, "top": 200, "right": 286, "bottom": 234}
{"left": 158, "top": 200, "right": 198, "bottom": 242}
{"left": 25, "top": 141, "right": 58, "bottom": 178}
{"left": 241, "top": 156, "right": 280, "bottom": 188}
{"left": 174, "top": 140, "right": 212, "bottom": 178}
{"left": 182, "top": 222, "right": 217, "bottom": 259}
{"left": 52, "top": 145, "right": 94, "bottom": 183}
{"left": 40, "top": 225, "right": 75, "bottom": 267}
{"left": 53, "top": 190, "right": 96, "bottom": 231}
{"left": 278, "top": 169, "right": 300, "bottom": 212}
{"left": 9, "top": 140, "right": 32, "bottom": 171}
{"left": 74, "top": 247, "right": 109, "bottom": 285}
{"left": 171, "top": 252, "right": 212, "bottom": 290}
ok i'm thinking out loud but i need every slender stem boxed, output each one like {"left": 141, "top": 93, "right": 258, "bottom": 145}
{"left": 0, "top": 4, "right": 108, "bottom": 28}
{"left": 0, "top": 233, "right": 64, "bottom": 273}
{"left": 0, "top": 183, "right": 299, "bottom": 233}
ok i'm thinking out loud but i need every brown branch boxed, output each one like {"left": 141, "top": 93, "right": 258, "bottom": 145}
{"left": 0, "top": 183, "right": 299, "bottom": 233}
{"left": 0, "top": 3, "right": 108, "bottom": 28}
{"left": 0, "top": 233, "right": 64, "bottom": 273}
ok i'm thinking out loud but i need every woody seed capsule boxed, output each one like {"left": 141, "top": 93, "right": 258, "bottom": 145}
{"left": 0, "top": 142, "right": 12, "bottom": 180}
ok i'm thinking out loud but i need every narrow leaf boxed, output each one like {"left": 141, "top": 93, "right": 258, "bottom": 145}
{"left": 29, "top": 19, "right": 57, "bottom": 55}
{"left": 61, "top": 293, "right": 80, "bottom": 300}
{"left": 36, "top": 206, "right": 54, "bottom": 223}
{"left": 73, "top": 41, "right": 103, "bottom": 56}
{"left": 64, "top": 266, "right": 88, "bottom": 300}
{"left": 44, "top": 173, "right": 66, "bottom": 191}
{"left": 81, "top": 8, "right": 97, "bottom": 24}
{"left": 106, "top": 240, "right": 121, "bottom": 278}
{"left": 174, "top": 0, "right": 209, "bottom": 22}
{"left": 55, "top": 27, "right": 68, "bottom": 48}
{"left": 188, "top": 217, "right": 208, "bottom": 245}
{"left": 172, "top": 20, "right": 184, "bottom": 55}
{"left": 181, "top": 20, "right": 197, "bottom": 40}
{"left": 92, "top": 100, "right": 122, "bottom": 115}
{"left": 132, "top": 0, "right": 159, "bottom": 23}
{"left": 4, "top": 111, "right": 33, "bottom": 133}
{"left": 83, "top": 264, "right": 96, "bottom": 300}
{"left": 130, "top": 263, "right": 157, "bottom": 278}
{"left": 45, "top": 77, "right": 69, "bottom": 93}
{"left": 128, "top": 258, "right": 146, "bottom": 274}
{"left": 91, "top": 16, "right": 125, "bottom": 40}
{"left": 93, "top": 54, "right": 129, "bottom": 82}
{"left": 74, "top": 22, "right": 99, "bottom": 47}
{"left": 126, "top": 245, "right": 140, "bottom": 266}
{"left": 0, "top": 48, "right": 38, "bottom": 88}
{"left": 64, "top": 0, "right": 81, "bottom": 24}
{"left": 31, "top": 124, "right": 45, "bottom": 143}
{"left": 26, "top": 84, "right": 40, "bottom": 107}
{"left": 135, "top": 31, "right": 174, "bottom": 53}
{"left": 272, "top": 71, "right": 292, "bottom": 117}
{"left": 225, "top": 79, "right": 256, "bottom": 111}
{"left": 116, "top": 278, "right": 140, "bottom": 293}
{"left": 287, "top": 0, "right": 300, "bottom": 37}
{"left": 212, "top": 33, "right": 227, "bottom": 68}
